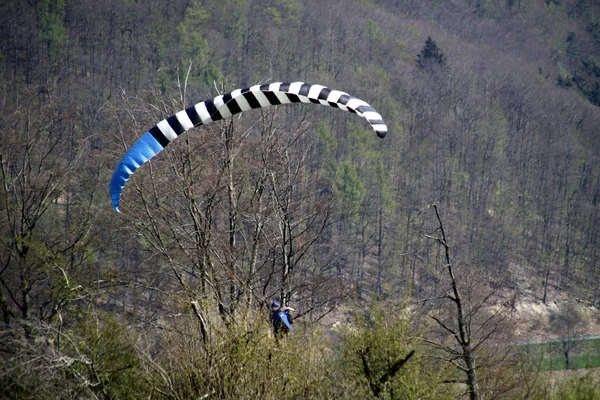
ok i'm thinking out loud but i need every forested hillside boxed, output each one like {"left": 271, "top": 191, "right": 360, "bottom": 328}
{"left": 2, "top": 0, "right": 600, "bottom": 398}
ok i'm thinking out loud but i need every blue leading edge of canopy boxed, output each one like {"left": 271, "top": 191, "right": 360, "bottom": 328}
{"left": 109, "top": 132, "right": 164, "bottom": 212}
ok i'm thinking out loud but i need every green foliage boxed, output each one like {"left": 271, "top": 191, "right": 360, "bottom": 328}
{"left": 147, "top": 308, "right": 332, "bottom": 399}
{"left": 568, "top": 0, "right": 592, "bottom": 20}
{"left": 0, "top": 324, "right": 78, "bottom": 399}
{"left": 318, "top": 122, "right": 338, "bottom": 158}
{"left": 354, "top": 64, "right": 391, "bottom": 98}
{"left": 545, "top": 0, "right": 562, "bottom": 9}
{"left": 267, "top": 0, "right": 301, "bottom": 25}
{"left": 267, "top": 6, "right": 282, "bottom": 24}
{"left": 205, "top": 0, "right": 248, "bottom": 46}
{"left": 571, "top": 54, "right": 600, "bottom": 105}
{"left": 35, "top": 0, "right": 66, "bottom": 62}
{"left": 176, "top": 3, "right": 212, "bottom": 83}
{"left": 332, "top": 303, "right": 453, "bottom": 399}
{"left": 354, "top": 0, "right": 378, "bottom": 8}
{"left": 317, "top": 121, "right": 338, "bottom": 180}
{"left": 0, "top": 316, "right": 148, "bottom": 399}
{"left": 0, "top": 91, "right": 99, "bottom": 325}
{"left": 401, "top": 22, "right": 420, "bottom": 38}
{"left": 416, "top": 37, "right": 446, "bottom": 69}
{"left": 541, "top": 354, "right": 600, "bottom": 370}
{"left": 366, "top": 19, "right": 386, "bottom": 45}
{"left": 376, "top": 158, "right": 396, "bottom": 212}
{"left": 475, "top": 0, "right": 502, "bottom": 18}
{"left": 552, "top": 373, "right": 600, "bottom": 399}
{"left": 71, "top": 313, "right": 148, "bottom": 399}
{"left": 520, "top": 337, "right": 600, "bottom": 371}
{"left": 557, "top": 72, "right": 574, "bottom": 88}
{"left": 336, "top": 160, "right": 365, "bottom": 217}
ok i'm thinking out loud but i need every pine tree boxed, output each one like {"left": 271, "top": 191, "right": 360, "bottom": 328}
{"left": 416, "top": 36, "right": 446, "bottom": 69}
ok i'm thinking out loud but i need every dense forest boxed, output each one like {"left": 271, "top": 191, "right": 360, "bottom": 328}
{"left": 2, "top": 0, "right": 600, "bottom": 398}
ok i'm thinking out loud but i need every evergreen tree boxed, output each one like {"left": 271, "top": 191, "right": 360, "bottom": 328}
{"left": 416, "top": 36, "right": 446, "bottom": 69}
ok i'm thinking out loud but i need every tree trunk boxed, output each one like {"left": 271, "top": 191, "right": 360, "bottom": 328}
{"left": 432, "top": 203, "right": 480, "bottom": 400}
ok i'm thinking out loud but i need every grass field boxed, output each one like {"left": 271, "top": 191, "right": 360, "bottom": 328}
{"left": 518, "top": 337, "right": 600, "bottom": 371}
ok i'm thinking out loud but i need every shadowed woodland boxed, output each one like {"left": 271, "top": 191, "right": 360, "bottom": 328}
{"left": 2, "top": 0, "right": 600, "bottom": 398}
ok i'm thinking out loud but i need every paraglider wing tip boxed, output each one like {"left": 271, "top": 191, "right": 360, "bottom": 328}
{"left": 109, "top": 131, "right": 165, "bottom": 215}
{"left": 110, "top": 180, "right": 125, "bottom": 213}
{"left": 111, "top": 193, "right": 122, "bottom": 212}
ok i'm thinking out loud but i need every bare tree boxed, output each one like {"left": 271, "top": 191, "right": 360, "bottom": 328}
{"left": 424, "top": 203, "right": 520, "bottom": 400}
{"left": 426, "top": 203, "right": 481, "bottom": 400}
{"left": 112, "top": 87, "right": 343, "bottom": 333}
{"left": 549, "top": 300, "right": 587, "bottom": 370}
{"left": 0, "top": 89, "right": 98, "bottom": 330}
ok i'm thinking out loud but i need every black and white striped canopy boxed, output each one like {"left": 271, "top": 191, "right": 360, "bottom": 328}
{"left": 110, "top": 81, "right": 387, "bottom": 212}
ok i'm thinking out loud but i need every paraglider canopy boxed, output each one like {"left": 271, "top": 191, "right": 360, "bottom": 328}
{"left": 110, "top": 81, "right": 387, "bottom": 212}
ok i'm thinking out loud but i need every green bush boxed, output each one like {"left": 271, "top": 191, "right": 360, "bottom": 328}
{"left": 330, "top": 303, "right": 454, "bottom": 399}
{"left": 144, "top": 306, "right": 332, "bottom": 399}
{"left": 553, "top": 373, "right": 600, "bottom": 400}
